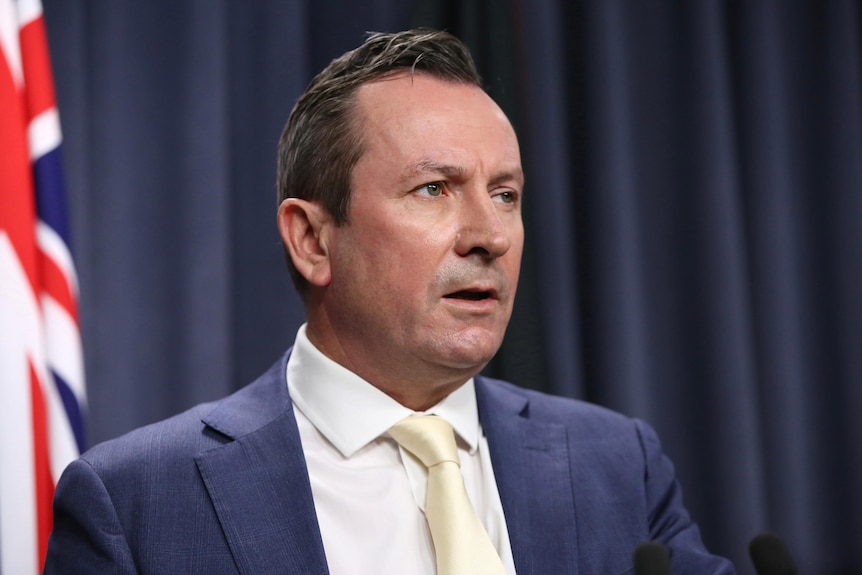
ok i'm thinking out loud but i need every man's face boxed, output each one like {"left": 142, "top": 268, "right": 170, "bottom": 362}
{"left": 314, "top": 72, "right": 524, "bottom": 400}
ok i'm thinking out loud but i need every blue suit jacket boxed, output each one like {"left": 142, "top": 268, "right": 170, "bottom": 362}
{"left": 44, "top": 352, "right": 735, "bottom": 574}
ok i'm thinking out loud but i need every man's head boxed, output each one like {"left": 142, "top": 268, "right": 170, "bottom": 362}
{"left": 277, "top": 29, "right": 483, "bottom": 296}
{"left": 277, "top": 29, "right": 524, "bottom": 409}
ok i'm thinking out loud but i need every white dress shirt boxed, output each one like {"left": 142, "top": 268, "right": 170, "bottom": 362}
{"left": 286, "top": 324, "right": 516, "bottom": 575}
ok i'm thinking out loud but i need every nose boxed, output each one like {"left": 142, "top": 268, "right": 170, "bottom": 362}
{"left": 453, "top": 191, "right": 513, "bottom": 259}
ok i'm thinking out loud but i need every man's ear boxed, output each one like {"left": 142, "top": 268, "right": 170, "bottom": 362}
{"left": 277, "top": 198, "right": 333, "bottom": 288}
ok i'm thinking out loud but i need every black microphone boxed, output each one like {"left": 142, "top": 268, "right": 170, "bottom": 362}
{"left": 633, "top": 540, "right": 672, "bottom": 575}
{"left": 749, "top": 532, "right": 797, "bottom": 575}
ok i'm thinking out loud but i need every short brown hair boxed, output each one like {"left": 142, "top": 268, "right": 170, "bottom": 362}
{"left": 277, "top": 29, "right": 483, "bottom": 295}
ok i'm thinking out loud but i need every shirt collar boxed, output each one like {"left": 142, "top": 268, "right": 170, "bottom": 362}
{"left": 286, "top": 324, "right": 481, "bottom": 458}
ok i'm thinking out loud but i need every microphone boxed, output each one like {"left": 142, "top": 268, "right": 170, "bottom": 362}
{"left": 633, "top": 540, "right": 672, "bottom": 575}
{"left": 749, "top": 532, "right": 797, "bottom": 575}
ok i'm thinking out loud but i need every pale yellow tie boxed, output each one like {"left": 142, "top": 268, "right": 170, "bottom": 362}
{"left": 388, "top": 415, "right": 507, "bottom": 575}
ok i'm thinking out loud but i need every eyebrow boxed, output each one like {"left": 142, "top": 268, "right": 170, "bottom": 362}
{"left": 404, "top": 159, "right": 465, "bottom": 181}
{"left": 402, "top": 158, "right": 524, "bottom": 188}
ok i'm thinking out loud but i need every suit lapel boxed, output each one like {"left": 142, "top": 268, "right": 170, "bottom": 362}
{"left": 190, "top": 360, "right": 578, "bottom": 574}
{"left": 195, "top": 355, "right": 329, "bottom": 575}
{"left": 476, "top": 377, "right": 578, "bottom": 575}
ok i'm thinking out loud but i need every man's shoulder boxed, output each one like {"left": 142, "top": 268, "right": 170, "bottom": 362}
{"left": 476, "top": 375, "right": 641, "bottom": 435}
{"left": 81, "top": 400, "right": 217, "bottom": 468}
{"left": 80, "top": 353, "right": 292, "bottom": 477}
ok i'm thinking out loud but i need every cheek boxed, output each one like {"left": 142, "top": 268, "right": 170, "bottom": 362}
{"left": 337, "top": 208, "right": 456, "bottom": 294}
{"left": 340, "top": 233, "right": 425, "bottom": 295}
{"left": 367, "top": 222, "right": 447, "bottom": 273}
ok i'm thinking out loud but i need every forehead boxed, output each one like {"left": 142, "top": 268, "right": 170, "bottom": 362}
{"left": 352, "top": 72, "right": 521, "bottom": 176}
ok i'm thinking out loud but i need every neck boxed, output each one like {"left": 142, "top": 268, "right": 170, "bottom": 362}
{"left": 367, "top": 378, "right": 468, "bottom": 412}
{"left": 304, "top": 321, "right": 476, "bottom": 411}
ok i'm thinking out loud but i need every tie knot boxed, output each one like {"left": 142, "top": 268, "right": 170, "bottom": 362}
{"left": 388, "top": 415, "right": 460, "bottom": 468}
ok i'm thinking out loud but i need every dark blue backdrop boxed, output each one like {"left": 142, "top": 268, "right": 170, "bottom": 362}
{"left": 43, "top": 1, "right": 862, "bottom": 573}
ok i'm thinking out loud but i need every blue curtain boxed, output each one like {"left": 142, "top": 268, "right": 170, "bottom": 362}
{"left": 44, "top": 1, "right": 862, "bottom": 573}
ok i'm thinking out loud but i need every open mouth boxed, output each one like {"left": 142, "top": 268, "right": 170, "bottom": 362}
{"left": 444, "top": 290, "right": 492, "bottom": 301}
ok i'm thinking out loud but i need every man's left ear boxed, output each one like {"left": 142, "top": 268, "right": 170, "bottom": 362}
{"left": 277, "top": 198, "right": 333, "bottom": 287}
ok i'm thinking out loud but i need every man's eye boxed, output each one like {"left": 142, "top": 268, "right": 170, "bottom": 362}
{"left": 416, "top": 182, "right": 443, "bottom": 197}
{"left": 493, "top": 191, "right": 517, "bottom": 204}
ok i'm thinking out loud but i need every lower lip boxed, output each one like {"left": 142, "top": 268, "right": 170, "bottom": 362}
{"left": 442, "top": 296, "right": 499, "bottom": 313}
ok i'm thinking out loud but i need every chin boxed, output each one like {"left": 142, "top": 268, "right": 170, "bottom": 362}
{"left": 429, "top": 331, "right": 503, "bottom": 371}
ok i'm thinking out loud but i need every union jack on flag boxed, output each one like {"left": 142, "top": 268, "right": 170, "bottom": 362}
{"left": 0, "top": 0, "right": 86, "bottom": 572}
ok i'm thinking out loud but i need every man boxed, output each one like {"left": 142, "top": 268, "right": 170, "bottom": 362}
{"left": 44, "top": 29, "right": 735, "bottom": 574}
